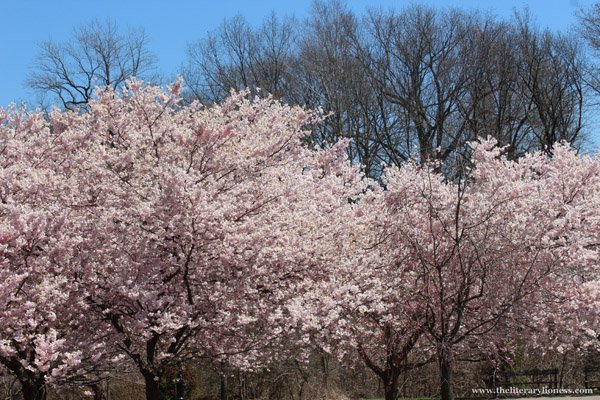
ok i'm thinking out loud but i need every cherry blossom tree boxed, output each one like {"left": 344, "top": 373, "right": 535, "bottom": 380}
{"left": 50, "top": 80, "right": 366, "bottom": 400}
{"left": 1, "top": 83, "right": 366, "bottom": 400}
{"left": 379, "top": 141, "right": 600, "bottom": 400}
{"left": 0, "top": 108, "right": 106, "bottom": 400}
{"left": 291, "top": 139, "right": 600, "bottom": 400}
{"left": 287, "top": 187, "right": 433, "bottom": 400}
{"left": 521, "top": 144, "right": 600, "bottom": 362}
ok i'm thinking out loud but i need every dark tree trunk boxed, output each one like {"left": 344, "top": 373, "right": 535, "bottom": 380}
{"left": 439, "top": 350, "right": 454, "bottom": 400}
{"left": 21, "top": 379, "right": 47, "bottom": 400}
{"left": 91, "top": 381, "right": 105, "bottom": 400}
{"left": 143, "top": 373, "right": 162, "bottom": 400}
{"left": 220, "top": 373, "right": 228, "bottom": 400}
{"left": 358, "top": 341, "right": 403, "bottom": 400}
{"left": 321, "top": 354, "right": 329, "bottom": 389}
{"left": 383, "top": 371, "right": 400, "bottom": 400}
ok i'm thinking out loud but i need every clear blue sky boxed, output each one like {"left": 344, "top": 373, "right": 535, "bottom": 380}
{"left": 0, "top": 0, "right": 594, "bottom": 107}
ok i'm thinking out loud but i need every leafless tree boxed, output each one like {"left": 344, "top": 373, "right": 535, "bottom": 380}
{"left": 515, "top": 15, "right": 585, "bottom": 155}
{"left": 576, "top": 2, "right": 600, "bottom": 105}
{"left": 28, "top": 19, "right": 157, "bottom": 110}
{"left": 355, "top": 7, "right": 586, "bottom": 168}
{"left": 453, "top": 17, "right": 535, "bottom": 160}
{"left": 353, "top": 7, "right": 477, "bottom": 167}
{"left": 579, "top": 2, "right": 600, "bottom": 50}
{"left": 181, "top": 2, "right": 590, "bottom": 178}
{"left": 291, "top": 0, "right": 386, "bottom": 177}
{"left": 183, "top": 13, "right": 297, "bottom": 104}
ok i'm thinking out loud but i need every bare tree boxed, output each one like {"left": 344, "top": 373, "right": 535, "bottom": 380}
{"left": 515, "top": 15, "right": 585, "bottom": 155}
{"left": 576, "top": 2, "right": 600, "bottom": 107}
{"left": 354, "top": 6, "right": 588, "bottom": 171}
{"left": 578, "top": 2, "right": 600, "bottom": 53}
{"left": 183, "top": 13, "right": 297, "bottom": 104}
{"left": 182, "top": 2, "right": 391, "bottom": 178}
{"left": 291, "top": 0, "right": 387, "bottom": 177}
{"left": 182, "top": 1, "right": 590, "bottom": 178}
{"left": 28, "top": 19, "right": 157, "bottom": 110}
{"left": 454, "top": 17, "right": 536, "bottom": 160}
{"left": 354, "top": 6, "right": 478, "bottom": 166}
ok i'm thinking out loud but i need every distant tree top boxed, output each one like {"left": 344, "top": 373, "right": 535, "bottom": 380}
{"left": 27, "top": 18, "right": 157, "bottom": 110}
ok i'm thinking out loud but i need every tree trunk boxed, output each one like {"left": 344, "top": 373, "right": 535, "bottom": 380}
{"left": 321, "top": 354, "right": 329, "bottom": 390}
{"left": 91, "top": 381, "right": 105, "bottom": 400}
{"left": 220, "top": 373, "right": 228, "bottom": 400}
{"left": 358, "top": 343, "right": 401, "bottom": 400}
{"left": 439, "top": 350, "right": 454, "bottom": 400}
{"left": 21, "top": 379, "right": 47, "bottom": 400}
{"left": 383, "top": 371, "right": 400, "bottom": 400}
{"left": 143, "top": 373, "right": 162, "bottom": 400}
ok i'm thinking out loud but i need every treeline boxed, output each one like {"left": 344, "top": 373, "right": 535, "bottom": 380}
{"left": 28, "top": 1, "right": 600, "bottom": 177}
{"left": 183, "top": 3, "right": 586, "bottom": 176}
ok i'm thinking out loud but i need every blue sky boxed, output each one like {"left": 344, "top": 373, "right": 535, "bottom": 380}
{"left": 0, "top": 0, "right": 594, "bottom": 108}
